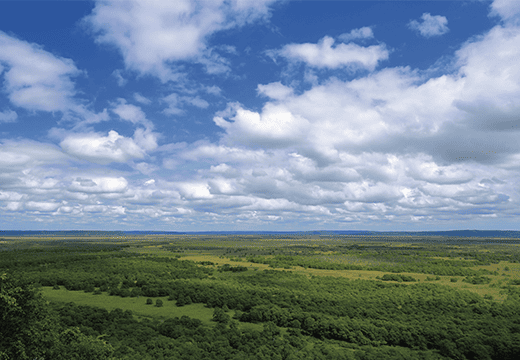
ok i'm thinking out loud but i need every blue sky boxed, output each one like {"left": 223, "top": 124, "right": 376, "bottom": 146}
{"left": 1, "top": 0, "right": 520, "bottom": 231}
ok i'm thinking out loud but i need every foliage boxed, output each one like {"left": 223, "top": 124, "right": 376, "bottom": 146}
{"left": 3, "top": 235, "right": 520, "bottom": 359}
{"left": 0, "top": 273, "right": 113, "bottom": 360}
{"left": 378, "top": 273, "right": 417, "bottom": 282}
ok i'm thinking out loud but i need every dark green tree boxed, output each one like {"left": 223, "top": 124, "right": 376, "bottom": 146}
{"left": 213, "top": 307, "right": 230, "bottom": 324}
{"left": 0, "top": 273, "right": 113, "bottom": 360}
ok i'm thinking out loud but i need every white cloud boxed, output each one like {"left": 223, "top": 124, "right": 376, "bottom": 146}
{"left": 162, "top": 93, "right": 210, "bottom": 115}
{"left": 409, "top": 13, "right": 449, "bottom": 38}
{"left": 406, "top": 160, "right": 474, "bottom": 185}
{"left": 25, "top": 201, "right": 61, "bottom": 212}
{"left": 214, "top": 102, "right": 310, "bottom": 147}
{"left": 338, "top": 27, "right": 374, "bottom": 42}
{"left": 161, "top": 94, "right": 184, "bottom": 115}
{"left": 112, "top": 69, "right": 127, "bottom": 86}
{"left": 134, "top": 93, "right": 152, "bottom": 105}
{"left": 183, "top": 143, "right": 267, "bottom": 163}
{"left": 133, "top": 128, "right": 159, "bottom": 151}
{"left": 275, "top": 36, "right": 388, "bottom": 71}
{"left": 0, "top": 191, "right": 23, "bottom": 201}
{"left": 0, "top": 109, "right": 17, "bottom": 123}
{"left": 177, "top": 182, "right": 213, "bottom": 199}
{"left": 85, "top": 0, "right": 277, "bottom": 81}
{"left": 70, "top": 177, "right": 128, "bottom": 193}
{"left": 204, "top": 85, "right": 222, "bottom": 96}
{"left": 83, "top": 205, "right": 126, "bottom": 215}
{"left": 490, "top": 0, "right": 520, "bottom": 24}
{"left": 111, "top": 98, "right": 153, "bottom": 129}
{"left": 257, "top": 82, "right": 293, "bottom": 100}
{"left": 60, "top": 130, "right": 153, "bottom": 164}
{"left": 0, "top": 31, "right": 81, "bottom": 112}
{"left": 0, "top": 140, "right": 67, "bottom": 171}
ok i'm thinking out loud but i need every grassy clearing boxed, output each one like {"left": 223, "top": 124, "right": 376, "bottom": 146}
{"left": 40, "top": 287, "right": 263, "bottom": 331}
{"left": 41, "top": 287, "right": 215, "bottom": 324}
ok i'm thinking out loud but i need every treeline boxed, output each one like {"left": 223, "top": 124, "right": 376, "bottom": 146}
{"left": 3, "top": 250, "right": 212, "bottom": 296}
{"left": 49, "top": 301, "right": 446, "bottom": 360}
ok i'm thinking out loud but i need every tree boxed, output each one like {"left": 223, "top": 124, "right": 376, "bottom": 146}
{"left": 51, "top": 327, "right": 114, "bottom": 360}
{"left": 1, "top": 273, "right": 56, "bottom": 359}
{"left": 213, "top": 307, "right": 230, "bottom": 324}
{"left": 146, "top": 298, "right": 153, "bottom": 305}
{"left": 0, "top": 273, "right": 113, "bottom": 360}
{"left": 156, "top": 299, "right": 163, "bottom": 307}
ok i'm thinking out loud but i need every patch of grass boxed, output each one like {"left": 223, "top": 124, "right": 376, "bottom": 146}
{"left": 40, "top": 286, "right": 264, "bottom": 331}
{"left": 41, "top": 287, "right": 215, "bottom": 325}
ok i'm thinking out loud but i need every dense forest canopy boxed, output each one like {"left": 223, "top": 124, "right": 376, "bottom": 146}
{"left": 1, "top": 233, "right": 520, "bottom": 359}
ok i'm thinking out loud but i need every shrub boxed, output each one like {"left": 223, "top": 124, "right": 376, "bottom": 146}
{"left": 156, "top": 299, "right": 163, "bottom": 307}
{"left": 146, "top": 298, "right": 153, "bottom": 305}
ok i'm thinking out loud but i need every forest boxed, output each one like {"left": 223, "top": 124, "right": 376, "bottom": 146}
{"left": 1, "top": 232, "right": 520, "bottom": 359}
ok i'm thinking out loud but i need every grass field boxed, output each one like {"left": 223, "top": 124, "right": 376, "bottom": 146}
{"left": 40, "top": 287, "right": 262, "bottom": 331}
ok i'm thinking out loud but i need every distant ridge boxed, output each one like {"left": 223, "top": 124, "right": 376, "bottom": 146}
{"left": 1, "top": 230, "right": 520, "bottom": 238}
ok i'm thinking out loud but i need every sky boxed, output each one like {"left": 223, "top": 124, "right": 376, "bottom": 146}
{"left": 0, "top": 0, "right": 520, "bottom": 231}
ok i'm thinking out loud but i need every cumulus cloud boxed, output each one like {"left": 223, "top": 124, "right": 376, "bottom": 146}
{"left": 214, "top": 102, "right": 310, "bottom": 147}
{"left": 0, "top": 31, "right": 81, "bottom": 112}
{"left": 274, "top": 36, "right": 388, "bottom": 71}
{"left": 176, "top": 182, "right": 213, "bottom": 199}
{"left": 490, "top": 0, "right": 520, "bottom": 24}
{"left": 257, "top": 82, "right": 293, "bottom": 100}
{"left": 84, "top": 0, "right": 277, "bottom": 81}
{"left": 70, "top": 177, "right": 128, "bottom": 193}
{"left": 338, "top": 27, "right": 374, "bottom": 42}
{"left": 409, "top": 13, "right": 449, "bottom": 38}
{"left": 60, "top": 130, "right": 157, "bottom": 164}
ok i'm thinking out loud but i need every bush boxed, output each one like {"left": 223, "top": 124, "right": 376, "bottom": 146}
{"left": 380, "top": 274, "right": 416, "bottom": 282}
{"left": 156, "top": 299, "right": 163, "bottom": 307}
{"left": 146, "top": 298, "right": 153, "bottom": 305}
{"left": 213, "top": 307, "right": 230, "bottom": 324}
